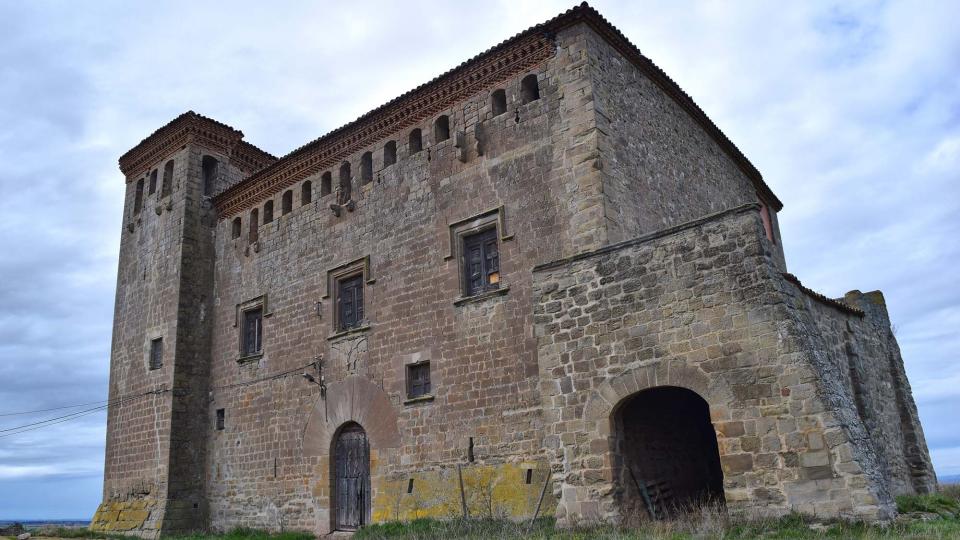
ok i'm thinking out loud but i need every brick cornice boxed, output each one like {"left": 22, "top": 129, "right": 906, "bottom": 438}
{"left": 204, "top": 2, "right": 780, "bottom": 216}
{"left": 118, "top": 111, "right": 277, "bottom": 179}
{"left": 213, "top": 33, "right": 555, "bottom": 218}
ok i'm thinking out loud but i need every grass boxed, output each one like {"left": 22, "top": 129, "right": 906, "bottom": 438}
{"left": 354, "top": 514, "right": 960, "bottom": 540}
{"left": 10, "top": 487, "right": 960, "bottom": 540}
{"left": 165, "top": 527, "right": 312, "bottom": 540}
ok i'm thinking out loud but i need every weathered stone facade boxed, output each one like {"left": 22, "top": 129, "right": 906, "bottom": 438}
{"left": 92, "top": 3, "right": 935, "bottom": 537}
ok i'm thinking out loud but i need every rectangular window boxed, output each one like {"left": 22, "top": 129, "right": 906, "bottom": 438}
{"left": 462, "top": 227, "right": 500, "bottom": 297}
{"left": 407, "top": 362, "right": 431, "bottom": 399}
{"left": 149, "top": 338, "right": 163, "bottom": 370}
{"left": 216, "top": 408, "right": 225, "bottom": 430}
{"left": 242, "top": 307, "right": 263, "bottom": 356}
{"left": 336, "top": 275, "right": 364, "bottom": 331}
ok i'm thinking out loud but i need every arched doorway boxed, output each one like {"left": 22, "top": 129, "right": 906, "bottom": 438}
{"left": 332, "top": 422, "right": 370, "bottom": 530}
{"left": 612, "top": 386, "right": 724, "bottom": 520}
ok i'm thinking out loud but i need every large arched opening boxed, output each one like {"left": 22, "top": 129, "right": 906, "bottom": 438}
{"left": 330, "top": 422, "right": 370, "bottom": 531}
{"left": 611, "top": 386, "right": 724, "bottom": 520}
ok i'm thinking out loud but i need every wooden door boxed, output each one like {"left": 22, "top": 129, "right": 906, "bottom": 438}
{"left": 334, "top": 423, "right": 369, "bottom": 530}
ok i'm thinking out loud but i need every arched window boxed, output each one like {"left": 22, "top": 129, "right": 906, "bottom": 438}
{"left": 148, "top": 169, "right": 158, "bottom": 195}
{"left": 249, "top": 208, "right": 259, "bottom": 243}
{"left": 134, "top": 179, "right": 144, "bottom": 214}
{"left": 383, "top": 141, "right": 397, "bottom": 166}
{"left": 339, "top": 161, "right": 352, "bottom": 202}
{"left": 231, "top": 216, "right": 241, "bottom": 239}
{"left": 434, "top": 115, "right": 450, "bottom": 142}
{"left": 360, "top": 152, "right": 372, "bottom": 185}
{"left": 520, "top": 74, "right": 540, "bottom": 104}
{"left": 302, "top": 180, "right": 312, "bottom": 205}
{"left": 282, "top": 190, "right": 293, "bottom": 215}
{"left": 409, "top": 128, "right": 422, "bottom": 155}
{"left": 263, "top": 200, "right": 274, "bottom": 224}
{"left": 161, "top": 160, "right": 173, "bottom": 197}
{"left": 202, "top": 156, "right": 219, "bottom": 196}
{"left": 321, "top": 172, "right": 332, "bottom": 196}
{"left": 491, "top": 89, "right": 507, "bottom": 117}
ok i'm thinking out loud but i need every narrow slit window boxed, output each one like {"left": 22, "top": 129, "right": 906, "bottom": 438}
{"left": 301, "top": 181, "right": 312, "bottom": 205}
{"left": 162, "top": 160, "right": 174, "bottom": 197}
{"left": 462, "top": 227, "right": 500, "bottom": 297}
{"left": 282, "top": 190, "right": 293, "bottom": 215}
{"left": 383, "top": 141, "right": 397, "bottom": 166}
{"left": 134, "top": 179, "right": 144, "bottom": 215}
{"left": 525, "top": 468, "right": 533, "bottom": 485}
{"left": 202, "top": 156, "right": 219, "bottom": 196}
{"left": 409, "top": 128, "right": 422, "bottom": 155}
{"left": 321, "top": 172, "right": 332, "bottom": 196}
{"left": 491, "top": 89, "right": 507, "bottom": 116}
{"left": 521, "top": 74, "right": 540, "bottom": 104}
{"left": 339, "top": 162, "right": 352, "bottom": 202}
{"left": 360, "top": 152, "right": 372, "bottom": 185}
{"left": 434, "top": 115, "right": 450, "bottom": 142}
{"left": 249, "top": 208, "right": 258, "bottom": 243}
{"left": 148, "top": 169, "right": 158, "bottom": 195}
{"left": 263, "top": 200, "right": 274, "bottom": 224}
{"left": 215, "top": 408, "right": 225, "bottom": 431}
{"left": 407, "top": 479, "right": 414, "bottom": 494}
{"left": 149, "top": 338, "right": 163, "bottom": 370}
{"left": 231, "top": 217, "right": 241, "bottom": 239}
{"left": 759, "top": 200, "right": 775, "bottom": 244}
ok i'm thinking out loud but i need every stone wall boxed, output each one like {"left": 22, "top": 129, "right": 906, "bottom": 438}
{"left": 94, "top": 145, "right": 249, "bottom": 538}
{"left": 586, "top": 31, "right": 787, "bottom": 270}
{"left": 95, "top": 8, "right": 935, "bottom": 535}
{"left": 203, "top": 24, "right": 600, "bottom": 535}
{"left": 780, "top": 283, "right": 938, "bottom": 497}
{"left": 531, "top": 205, "right": 930, "bottom": 524}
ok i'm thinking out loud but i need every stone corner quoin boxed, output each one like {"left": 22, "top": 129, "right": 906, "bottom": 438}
{"left": 92, "top": 3, "right": 936, "bottom": 537}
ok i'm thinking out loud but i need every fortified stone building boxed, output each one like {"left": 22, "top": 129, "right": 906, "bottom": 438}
{"left": 91, "top": 4, "right": 936, "bottom": 536}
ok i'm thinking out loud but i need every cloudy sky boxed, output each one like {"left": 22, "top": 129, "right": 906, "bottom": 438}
{"left": 1, "top": 0, "right": 957, "bottom": 520}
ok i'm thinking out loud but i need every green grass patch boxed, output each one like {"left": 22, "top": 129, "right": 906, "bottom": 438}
{"left": 897, "top": 493, "right": 960, "bottom": 517}
{"left": 354, "top": 513, "right": 960, "bottom": 540}
{"left": 164, "top": 527, "right": 313, "bottom": 540}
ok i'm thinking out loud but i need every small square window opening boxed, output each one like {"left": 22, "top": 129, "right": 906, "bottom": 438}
{"left": 407, "top": 362, "right": 431, "bottom": 399}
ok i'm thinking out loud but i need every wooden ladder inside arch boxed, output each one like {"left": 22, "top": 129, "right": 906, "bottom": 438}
{"left": 629, "top": 467, "right": 674, "bottom": 520}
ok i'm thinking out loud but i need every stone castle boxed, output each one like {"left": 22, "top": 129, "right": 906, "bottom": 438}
{"left": 90, "top": 4, "right": 937, "bottom": 536}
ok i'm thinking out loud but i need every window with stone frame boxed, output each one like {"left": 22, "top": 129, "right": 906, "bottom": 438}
{"left": 215, "top": 408, "right": 225, "bottom": 431}
{"left": 241, "top": 306, "right": 263, "bottom": 357}
{"left": 462, "top": 227, "right": 500, "bottom": 297}
{"left": 336, "top": 274, "right": 365, "bottom": 332}
{"left": 406, "top": 362, "right": 431, "bottom": 399}
{"left": 149, "top": 337, "right": 163, "bottom": 370}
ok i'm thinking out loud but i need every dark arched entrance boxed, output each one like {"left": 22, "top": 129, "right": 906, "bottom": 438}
{"left": 332, "top": 422, "right": 370, "bottom": 530}
{"left": 612, "top": 386, "right": 724, "bottom": 520}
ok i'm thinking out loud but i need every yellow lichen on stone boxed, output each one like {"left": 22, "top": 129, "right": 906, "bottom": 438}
{"left": 370, "top": 462, "right": 556, "bottom": 524}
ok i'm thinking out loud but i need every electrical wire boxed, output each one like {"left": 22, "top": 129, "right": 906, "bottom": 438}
{"left": 0, "top": 398, "right": 111, "bottom": 417}
{"left": 0, "top": 389, "right": 167, "bottom": 438}
{"left": 0, "top": 360, "right": 318, "bottom": 439}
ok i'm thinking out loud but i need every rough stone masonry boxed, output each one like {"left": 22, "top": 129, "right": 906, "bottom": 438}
{"left": 90, "top": 3, "right": 936, "bottom": 537}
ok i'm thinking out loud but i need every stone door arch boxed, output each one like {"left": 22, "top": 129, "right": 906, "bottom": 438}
{"left": 611, "top": 386, "right": 724, "bottom": 521}
{"left": 332, "top": 422, "right": 370, "bottom": 530}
